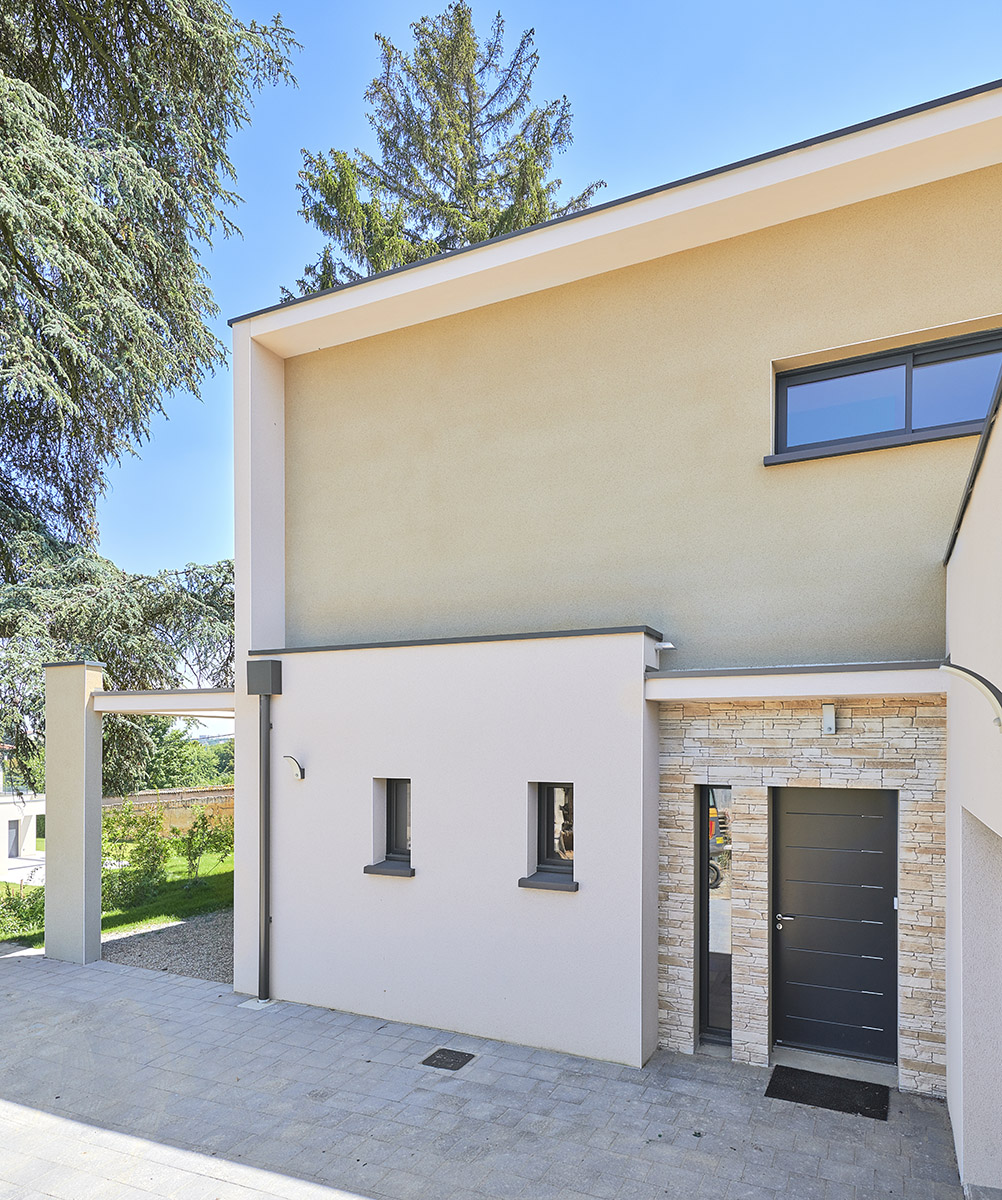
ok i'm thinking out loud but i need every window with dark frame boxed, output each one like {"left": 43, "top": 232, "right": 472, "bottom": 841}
{"left": 385, "top": 778, "right": 411, "bottom": 863}
{"left": 772, "top": 331, "right": 1002, "bottom": 461}
{"left": 699, "top": 785, "right": 733, "bottom": 1044}
{"left": 537, "top": 782, "right": 574, "bottom": 874}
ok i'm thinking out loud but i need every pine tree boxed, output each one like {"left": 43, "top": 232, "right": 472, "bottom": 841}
{"left": 0, "top": 1, "right": 297, "bottom": 557}
{"left": 287, "top": 3, "right": 604, "bottom": 295}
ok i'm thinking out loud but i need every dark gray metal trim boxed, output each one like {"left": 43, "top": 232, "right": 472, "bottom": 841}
{"left": 944, "top": 369, "right": 1002, "bottom": 564}
{"left": 646, "top": 660, "right": 943, "bottom": 679}
{"left": 941, "top": 658, "right": 1002, "bottom": 711}
{"left": 250, "top": 625, "right": 663, "bottom": 656}
{"left": 41, "top": 660, "right": 106, "bottom": 668}
{"left": 364, "top": 860, "right": 416, "bottom": 878}
{"left": 518, "top": 872, "right": 579, "bottom": 892}
{"left": 228, "top": 78, "right": 1002, "bottom": 328}
{"left": 765, "top": 423, "right": 983, "bottom": 466}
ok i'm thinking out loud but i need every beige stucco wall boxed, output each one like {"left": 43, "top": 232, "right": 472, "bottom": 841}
{"left": 284, "top": 166, "right": 1002, "bottom": 667}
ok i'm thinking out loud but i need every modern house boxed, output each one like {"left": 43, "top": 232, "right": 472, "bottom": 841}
{"left": 41, "top": 80, "right": 1002, "bottom": 1193}
{"left": 0, "top": 746, "right": 43, "bottom": 877}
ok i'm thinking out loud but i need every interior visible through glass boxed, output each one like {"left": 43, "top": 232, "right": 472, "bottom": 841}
{"left": 550, "top": 784, "right": 573, "bottom": 864}
{"left": 785, "top": 364, "right": 905, "bottom": 447}
{"left": 912, "top": 351, "right": 1002, "bottom": 429}
{"left": 703, "top": 786, "right": 733, "bottom": 1038}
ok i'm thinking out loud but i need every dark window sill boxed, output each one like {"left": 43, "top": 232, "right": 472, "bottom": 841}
{"left": 764, "top": 421, "right": 983, "bottom": 466}
{"left": 363, "top": 860, "right": 415, "bottom": 877}
{"left": 518, "top": 871, "right": 579, "bottom": 892}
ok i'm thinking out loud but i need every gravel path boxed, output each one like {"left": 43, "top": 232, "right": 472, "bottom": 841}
{"left": 101, "top": 908, "right": 233, "bottom": 984}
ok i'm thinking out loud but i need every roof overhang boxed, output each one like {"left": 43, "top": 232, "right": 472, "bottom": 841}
{"left": 233, "top": 80, "right": 1002, "bottom": 360}
{"left": 645, "top": 665, "right": 944, "bottom": 701}
{"left": 92, "top": 689, "right": 235, "bottom": 719}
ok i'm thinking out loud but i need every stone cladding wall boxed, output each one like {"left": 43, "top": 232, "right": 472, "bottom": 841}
{"left": 658, "top": 694, "right": 946, "bottom": 1096}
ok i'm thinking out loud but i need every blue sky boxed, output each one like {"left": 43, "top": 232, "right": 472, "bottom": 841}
{"left": 95, "top": 0, "right": 1002, "bottom": 575}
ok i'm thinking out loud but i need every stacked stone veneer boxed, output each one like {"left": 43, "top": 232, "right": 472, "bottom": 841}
{"left": 658, "top": 695, "right": 946, "bottom": 1097}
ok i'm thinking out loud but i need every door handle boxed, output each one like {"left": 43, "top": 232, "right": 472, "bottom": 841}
{"left": 775, "top": 914, "right": 796, "bottom": 921}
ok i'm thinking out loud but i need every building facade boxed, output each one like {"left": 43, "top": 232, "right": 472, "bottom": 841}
{"left": 229, "top": 83, "right": 1002, "bottom": 1189}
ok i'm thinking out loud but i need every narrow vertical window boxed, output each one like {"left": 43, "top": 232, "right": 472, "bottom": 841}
{"left": 700, "top": 785, "right": 733, "bottom": 1042}
{"left": 518, "top": 783, "right": 578, "bottom": 891}
{"left": 385, "top": 778, "right": 411, "bottom": 863}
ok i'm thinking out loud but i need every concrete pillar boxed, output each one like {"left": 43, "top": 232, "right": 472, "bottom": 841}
{"left": 43, "top": 661, "right": 104, "bottom": 964}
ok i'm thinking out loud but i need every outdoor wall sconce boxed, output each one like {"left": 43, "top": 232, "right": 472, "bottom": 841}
{"left": 283, "top": 755, "right": 305, "bottom": 781}
{"left": 821, "top": 703, "right": 836, "bottom": 735}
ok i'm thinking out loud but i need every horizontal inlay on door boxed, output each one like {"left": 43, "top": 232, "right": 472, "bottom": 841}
{"left": 773, "top": 787, "right": 897, "bottom": 1063}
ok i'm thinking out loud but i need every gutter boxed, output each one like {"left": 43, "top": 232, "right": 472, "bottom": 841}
{"left": 940, "top": 658, "right": 1002, "bottom": 730}
{"left": 943, "top": 366, "right": 1002, "bottom": 564}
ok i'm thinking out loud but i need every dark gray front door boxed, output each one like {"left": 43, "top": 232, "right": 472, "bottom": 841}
{"left": 8, "top": 819, "right": 18, "bottom": 858}
{"left": 773, "top": 787, "right": 897, "bottom": 1062}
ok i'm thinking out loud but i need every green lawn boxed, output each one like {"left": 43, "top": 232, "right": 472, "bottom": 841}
{"left": 6, "top": 850, "right": 232, "bottom": 948}
{"left": 35, "top": 836, "right": 44, "bottom": 851}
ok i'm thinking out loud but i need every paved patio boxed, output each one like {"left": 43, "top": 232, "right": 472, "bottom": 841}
{"left": 0, "top": 941, "right": 962, "bottom": 1200}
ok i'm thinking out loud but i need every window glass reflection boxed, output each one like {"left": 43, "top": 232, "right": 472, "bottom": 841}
{"left": 912, "top": 351, "right": 1002, "bottom": 429}
{"left": 550, "top": 785, "right": 573, "bottom": 864}
{"left": 703, "top": 786, "right": 732, "bottom": 1038}
{"left": 785, "top": 364, "right": 905, "bottom": 447}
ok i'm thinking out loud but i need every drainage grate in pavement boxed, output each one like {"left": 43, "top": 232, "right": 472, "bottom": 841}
{"left": 421, "top": 1048, "right": 475, "bottom": 1071}
{"left": 765, "top": 1064, "right": 890, "bottom": 1120}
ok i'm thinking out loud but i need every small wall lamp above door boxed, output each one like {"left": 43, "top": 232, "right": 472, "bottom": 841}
{"left": 821, "top": 703, "right": 836, "bottom": 735}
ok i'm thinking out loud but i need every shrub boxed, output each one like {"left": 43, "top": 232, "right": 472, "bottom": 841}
{"left": 101, "top": 800, "right": 170, "bottom": 910}
{"left": 171, "top": 807, "right": 234, "bottom": 885}
{"left": 0, "top": 876, "right": 45, "bottom": 938}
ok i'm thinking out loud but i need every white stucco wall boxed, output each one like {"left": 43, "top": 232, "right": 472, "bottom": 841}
{"left": 945, "top": 413, "right": 1002, "bottom": 1188}
{"left": 250, "top": 630, "right": 658, "bottom": 1067}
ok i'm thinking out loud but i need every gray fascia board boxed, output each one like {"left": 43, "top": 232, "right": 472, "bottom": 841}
{"left": 41, "top": 660, "right": 106, "bottom": 669}
{"left": 228, "top": 77, "right": 1002, "bottom": 329}
{"left": 250, "top": 625, "right": 664, "bottom": 656}
{"left": 645, "top": 660, "right": 944, "bottom": 678}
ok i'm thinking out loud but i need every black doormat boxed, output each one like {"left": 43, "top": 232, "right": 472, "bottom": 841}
{"left": 421, "top": 1048, "right": 474, "bottom": 1071}
{"left": 765, "top": 1065, "right": 889, "bottom": 1120}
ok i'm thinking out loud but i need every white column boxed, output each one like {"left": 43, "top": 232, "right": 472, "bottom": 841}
{"left": 43, "top": 661, "right": 104, "bottom": 964}
{"left": 232, "top": 327, "right": 286, "bottom": 995}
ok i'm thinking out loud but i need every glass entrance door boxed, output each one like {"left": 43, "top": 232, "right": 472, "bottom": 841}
{"left": 700, "top": 786, "right": 733, "bottom": 1042}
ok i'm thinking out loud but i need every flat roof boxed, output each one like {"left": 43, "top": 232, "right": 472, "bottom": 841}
{"left": 232, "top": 77, "right": 1002, "bottom": 343}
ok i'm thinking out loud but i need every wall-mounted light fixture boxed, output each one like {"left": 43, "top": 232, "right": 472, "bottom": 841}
{"left": 821, "top": 703, "right": 836, "bottom": 736}
{"left": 283, "top": 755, "right": 305, "bottom": 781}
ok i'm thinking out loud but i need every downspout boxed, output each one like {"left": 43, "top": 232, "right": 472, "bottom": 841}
{"left": 940, "top": 658, "right": 1002, "bottom": 729}
{"left": 246, "top": 659, "right": 283, "bottom": 1001}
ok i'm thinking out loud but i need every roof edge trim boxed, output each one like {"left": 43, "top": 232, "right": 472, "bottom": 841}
{"left": 230, "top": 76, "right": 1002, "bottom": 328}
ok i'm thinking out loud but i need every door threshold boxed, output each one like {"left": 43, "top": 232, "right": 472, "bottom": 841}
{"left": 770, "top": 1045, "right": 897, "bottom": 1088}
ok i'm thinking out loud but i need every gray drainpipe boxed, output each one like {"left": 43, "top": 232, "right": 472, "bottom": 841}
{"left": 940, "top": 657, "right": 1002, "bottom": 730}
{"left": 246, "top": 659, "right": 283, "bottom": 1000}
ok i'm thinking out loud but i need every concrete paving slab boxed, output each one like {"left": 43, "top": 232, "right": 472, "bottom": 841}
{"left": 0, "top": 939, "right": 964, "bottom": 1200}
